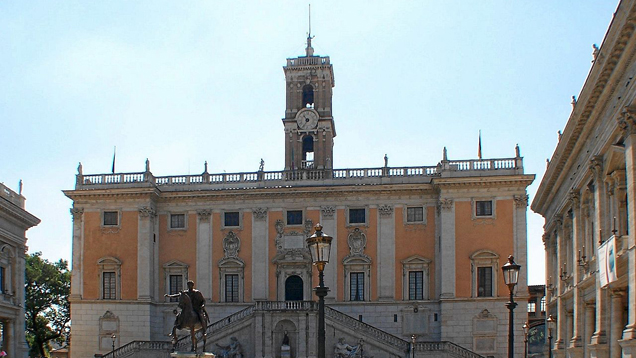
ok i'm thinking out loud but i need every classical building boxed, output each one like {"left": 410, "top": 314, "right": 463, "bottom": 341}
{"left": 531, "top": 0, "right": 636, "bottom": 357}
{"left": 65, "top": 34, "right": 534, "bottom": 358}
{"left": 0, "top": 182, "right": 40, "bottom": 358}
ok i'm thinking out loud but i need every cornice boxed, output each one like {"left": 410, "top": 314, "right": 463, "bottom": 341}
{"left": 0, "top": 198, "right": 40, "bottom": 229}
{"left": 63, "top": 187, "right": 161, "bottom": 201}
{"left": 533, "top": 2, "right": 636, "bottom": 214}
{"left": 432, "top": 175, "right": 535, "bottom": 189}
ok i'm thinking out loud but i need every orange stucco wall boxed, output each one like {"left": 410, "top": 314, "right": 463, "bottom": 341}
{"left": 454, "top": 199, "right": 514, "bottom": 298}
{"left": 82, "top": 211, "right": 138, "bottom": 300}
{"left": 158, "top": 213, "right": 197, "bottom": 294}
{"left": 394, "top": 206, "right": 436, "bottom": 300}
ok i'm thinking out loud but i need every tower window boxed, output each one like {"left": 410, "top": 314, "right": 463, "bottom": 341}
{"left": 302, "top": 136, "right": 314, "bottom": 169}
{"left": 302, "top": 84, "right": 314, "bottom": 107}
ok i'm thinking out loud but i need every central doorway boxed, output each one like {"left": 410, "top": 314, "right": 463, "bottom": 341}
{"left": 285, "top": 275, "right": 303, "bottom": 301}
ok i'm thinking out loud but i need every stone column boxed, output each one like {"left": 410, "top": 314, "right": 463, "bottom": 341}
{"left": 569, "top": 191, "right": 584, "bottom": 350}
{"left": 377, "top": 204, "right": 395, "bottom": 301}
{"left": 618, "top": 110, "right": 636, "bottom": 345}
{"left": 251, "top": 208, "right": 268, "bottom": 301}
{"left": 197, "top": 209, "right": 213, "bottom": 300}
{"left": 437, "top": 198, "right": 455, "bottom": 299}
{"left": 138, "top": 206, "right": 155, "bottom": 301}
{"left": 610, "top": 290, "right": 625, "bottom": 358}
{"left": 586, "top": 302, "right": 596, "bottom": 357}
{"left": 321, "top": 206, "right": 337, "bottom": 301}
{"left": 70, "top": 207, "right": 84, "bottom": 300}
{"left": 589, "top": 156, "right": 609, "bottom": 358}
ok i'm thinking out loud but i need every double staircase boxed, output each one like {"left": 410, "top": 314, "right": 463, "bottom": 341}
{"left": 95, "top": 302, "right": 483, "bottom": 358}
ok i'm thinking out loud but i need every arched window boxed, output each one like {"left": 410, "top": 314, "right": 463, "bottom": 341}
{"left": 302, "top": 85, "right": 314, "bottom": 107}
{"left": 302, "top": 136, "right": 314, "bottom": 169}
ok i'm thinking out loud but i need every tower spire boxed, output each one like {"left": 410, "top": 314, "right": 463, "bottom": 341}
{"left": 306, "top": 4, "right": 314, "bottom": 57}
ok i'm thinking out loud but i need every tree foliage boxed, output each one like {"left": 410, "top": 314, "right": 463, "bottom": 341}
{"left": 25, "top": 252, "right": 70, "bottom": 358}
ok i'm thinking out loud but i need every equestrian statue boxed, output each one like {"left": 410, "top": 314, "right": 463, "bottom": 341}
{"left": 165, "top": 280, "right": 210, "bottom": 352}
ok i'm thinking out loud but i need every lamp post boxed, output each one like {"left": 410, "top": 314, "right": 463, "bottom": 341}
{"left": 522, "top": 322, "right": 529, "bottom": 358}
{"left": 547, "top": 315, "right": 555, "bottom": 358}
{"left": 111, "top": 333, "right": 116, "bottom": 352}
{"left": 306, "top": 223, "right": 333, "bottom": 358}
{"left": 502, "top": 255, "right": 521, "bottom": 358}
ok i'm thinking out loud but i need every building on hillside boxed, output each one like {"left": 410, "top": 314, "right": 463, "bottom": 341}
{"left": 65, "top": 34, "right": 534, "bottom": 358}
{"left": 531, "top": 0, "right": 636, "bottom": 357}
{"left": 0, "top": 182, "right": 40, "bottom": 358}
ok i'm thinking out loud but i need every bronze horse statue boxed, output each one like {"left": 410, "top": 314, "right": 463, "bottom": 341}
{"left": 169, "top": 291, "right": 209, "bottom": 352}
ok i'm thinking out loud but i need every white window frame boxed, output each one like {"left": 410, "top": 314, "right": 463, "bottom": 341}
{"left": 218, "top": 257, "right": 245, "bottom": 303}
{"left": 472, "top": 199, "right": 496, "bottom": 219}
{"left": 470, "top": 250, "right": 499, "bottom": 298}
{"left": 98, "top": 257, "right": 122, "bottom": 300}
{"left": 343, "top": 256, "right": 371, "bottom": 301}
{"left": 163, "top": 260, "right": 189, "bottom": 302}
{"left": 404, "top": 206, "right": 426, "bottom": 225}
{"left": 285, "top": 209, "right": 305, "bottom": 226}
{"left": 222, "top": 211, "right": 243, "bottom": 229}
{"left": 169, "top": 213, "right": 187, "bottom": 230}
{"left": 101, "top": 210, "right": 121, "bottom": 227}
{"left": 401, "top": 255, "right": 431, "bottom": 300}
{"left": 346, "top": 207, "right": 368, "bottom": 226}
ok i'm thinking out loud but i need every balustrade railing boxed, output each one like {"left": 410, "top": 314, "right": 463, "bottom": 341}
{"left": 413, "top": 341, "right": 484, "bottom": 358}
{"left": 255, "top": 300, "right": 315, "bottom": 311}
{"left": 0, "top": 182, "right": 24, "bottom": 208}
{"left": 95, "top": 340, "right": 172, "bottom": 358}
{"left": 325, "top": 306, "right": 410, "bottom": 352}
{"left": 75, "top": 157, "right": 522, "bottom": 190}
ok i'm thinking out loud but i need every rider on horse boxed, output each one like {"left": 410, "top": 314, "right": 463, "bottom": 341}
{"left": 165, "top": 280, "right": 209, "bottom": 329}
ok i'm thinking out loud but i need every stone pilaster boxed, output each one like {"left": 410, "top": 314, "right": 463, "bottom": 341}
{"left": 377, "top": 204, "right": 395, "bottom": 301}
{"left": 251, "top": 208, "right": 268, "bottom": 300}
{"left": 590, "top": 156, "right": 609, "bottom": 353}
{"left": 513, "top": 194, "right": 529, "bottom": 291}
{"left": 554, "top": 216, "right": 567, "bottom": 350}
{"left": 321, "top": 206, "right": 337, "bottom": 301}
{"left": 569, "top": 191, "right": 584, "bottom": 349}
{"left": 16, "top": 248, "right": 28, "bottom": 358}
{"left": 619, "top": 108, "right": 636, "bottom": 343}
{"left": 70, "top": 207, "right": 84, "bottom": 300}
{"left": 197, "top": 209, "right": 213, "bottom": 300}
{"left": 437, "top": 198, "right": 455, "bottom": 299}
{"left": 138, "top": 206, "right": 155, "bottom": 301}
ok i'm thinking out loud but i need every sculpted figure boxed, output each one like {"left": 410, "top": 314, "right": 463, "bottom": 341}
{"left": 165, "top": 280, "right": 209, "bottom": 352}
{"left": 216, "top": 336, "right": 243, "bottom": 358}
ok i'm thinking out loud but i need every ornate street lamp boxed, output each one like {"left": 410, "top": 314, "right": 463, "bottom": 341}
{"left": 502, "top": 255, "right": 521, "bottom": 358}
{"left": 522, "top": 322, "right": 529, "bottom": 358}
{"left": 547, "top": 315, "right": 555, "bottom": 358}
{"left": 111, "top": 333, "right": 116, "bottom": 352}
{"left": 306, "top": 223, "right": 333, "bottom": 358}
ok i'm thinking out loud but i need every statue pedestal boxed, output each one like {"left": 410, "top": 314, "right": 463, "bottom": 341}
{"left": 281, "top": 344, "right": 291, "bottom": 358}
{"left": 171, "top": 352, "right": 215, "bottom": 358}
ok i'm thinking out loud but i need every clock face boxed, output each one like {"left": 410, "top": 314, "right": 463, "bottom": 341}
{"left": 296, "top": 109, "right": 319, "bottom": 130}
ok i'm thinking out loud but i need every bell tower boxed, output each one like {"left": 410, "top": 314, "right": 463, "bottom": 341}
{"left": 282, "top": 30, "right": 335, "bottom": 171}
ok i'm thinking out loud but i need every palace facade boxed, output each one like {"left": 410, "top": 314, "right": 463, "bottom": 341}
{"left": 65, "top": 35, "right": 533, "bottom": 358}
{"left": 531, "top": 0, "right": 636, "bottom": 357}
{"left": 0, "top": 182, "right": 40, "bottom": 358}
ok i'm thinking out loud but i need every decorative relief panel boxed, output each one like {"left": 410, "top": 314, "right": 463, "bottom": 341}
{"left": 347, "top": 228, "right": 367, "bottom": 256}
{"left": 321, "top": 206, "right": 335, "bottom": 218}
{"left": 223, "top": 231, "right": 240, "bottom": 258}
{"left": 436, "top": 199, "right": 453, "bottom": 214}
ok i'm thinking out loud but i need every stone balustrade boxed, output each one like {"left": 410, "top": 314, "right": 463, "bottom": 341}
{"left": 0, "top": 182, "right": 24, "bottom": 208}
{"left": 75, "top": 157, "right": 523, "bottom": 191}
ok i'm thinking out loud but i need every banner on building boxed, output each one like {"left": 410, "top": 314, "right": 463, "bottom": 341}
{"left": 598, "top": 235, "right": 618, "bottom": 288}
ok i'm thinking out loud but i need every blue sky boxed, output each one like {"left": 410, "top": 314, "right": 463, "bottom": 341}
{"left": 0, "top": 1, "right": 619, "bottom": 285}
